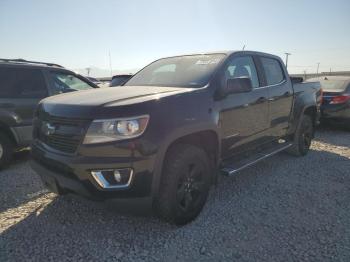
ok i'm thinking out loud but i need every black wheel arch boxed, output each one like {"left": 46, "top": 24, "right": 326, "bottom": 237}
{"left": 288, "top": 104, "right": 318, "bottom": 139}
{"left": 151, "top": 128, "right": 220, "bottom": 198}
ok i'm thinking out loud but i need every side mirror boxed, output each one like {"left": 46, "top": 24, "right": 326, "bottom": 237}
{"left": 226, "top": 77, "right": 253, "bottom": 95}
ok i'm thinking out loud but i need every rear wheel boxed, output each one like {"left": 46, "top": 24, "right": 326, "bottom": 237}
{"left": 0, "top": 132, "right": 14, "bottom": 169}
{"left": 154, "top": 144, "right": 212, "bottom": 225}
{"left": 287, "top": 115, "right": 313, "bottom": 156}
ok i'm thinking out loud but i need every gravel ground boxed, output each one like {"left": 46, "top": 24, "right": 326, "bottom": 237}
{"left": 1, "top": 125, "right": 349, "bottom": 262}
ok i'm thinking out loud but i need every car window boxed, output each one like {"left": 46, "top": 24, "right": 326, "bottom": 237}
{"left": 125, "top": 54, "right": 225, "bottom": 88}
{"left": 261, "top": 57, "right": 285, "bottom": 86}
{"left": 224, "top": 56, "right": 259, "bottom": 88}
{"left": 0, "top": 67, "right": 47, "bottom": 98}
{"left": 50, "top": 72, "right": 95, "bottom": 93}
{"left": 319, "top": 79, "right": 349, "bottom": 92}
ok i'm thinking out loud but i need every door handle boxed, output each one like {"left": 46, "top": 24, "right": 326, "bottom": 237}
{"left": 283, "top": 91, "right": 291, "bottom": 97}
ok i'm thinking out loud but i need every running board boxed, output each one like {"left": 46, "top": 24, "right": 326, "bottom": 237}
{"left": 221, "top": 143, "right": 292, "bottom": 176}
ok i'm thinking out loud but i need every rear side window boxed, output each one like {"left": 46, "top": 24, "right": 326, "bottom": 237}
{"left": 0, "top": 67, "right": 47, "bottom": 98}
{"left": 261, "top": 57, "right": 285, "bottom": 86}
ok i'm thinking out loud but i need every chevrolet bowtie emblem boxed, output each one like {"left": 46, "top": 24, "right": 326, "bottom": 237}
{"left": 43, "top": 122, "right": 56, "bottom": 136}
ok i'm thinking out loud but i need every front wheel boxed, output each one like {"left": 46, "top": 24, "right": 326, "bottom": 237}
{"left": 287, "top": 115, "right": 314, "bottom": 156}
{"left": 154, "top": 144, "right": 212, "bottom": 225}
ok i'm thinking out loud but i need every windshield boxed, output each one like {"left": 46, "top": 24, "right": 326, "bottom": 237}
{"left": 319, "top": 79, "right": 349, "bottom": 91}
{"left": 50, "top": 72, "right": 95, "bottom": 93}
{"left": 125, "top": 54, "right": 225, "bottom": 88}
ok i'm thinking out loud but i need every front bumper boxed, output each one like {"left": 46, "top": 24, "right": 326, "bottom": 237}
{"left": 30, "top": 139, "right": 157, "bottom": 200}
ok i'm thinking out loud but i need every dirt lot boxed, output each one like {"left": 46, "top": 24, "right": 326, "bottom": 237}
{"left": 0, "top": 126, "right": 349, "bottom": 262}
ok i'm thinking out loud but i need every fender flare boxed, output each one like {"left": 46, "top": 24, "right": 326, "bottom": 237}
{"left": 150, "top": 124, "right": 220, "bottom": 198}
{"left": 289, "top": 103, "right": 318, "bottom": 139}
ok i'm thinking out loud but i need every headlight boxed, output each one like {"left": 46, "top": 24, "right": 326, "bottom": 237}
{"left": 83, "top": 115, "right": 149, "bottom": 144}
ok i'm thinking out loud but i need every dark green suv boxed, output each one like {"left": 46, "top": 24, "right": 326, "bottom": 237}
{"left": 0, "top": 59, "right": 98, "bottom": 168}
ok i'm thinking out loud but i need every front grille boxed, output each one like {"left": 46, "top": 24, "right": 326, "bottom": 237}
{"left": 34, "top": 114, "right": 91, "bottom": 154}
{"left": 40, "top": 133, "right": 81, "bottom": 153}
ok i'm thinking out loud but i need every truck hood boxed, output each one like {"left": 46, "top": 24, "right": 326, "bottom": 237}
{"left": 43, "top": 85, "right": 193, "bottom": 106}
{"left": 40, "top": 85, "right": 194, "bottom": 118}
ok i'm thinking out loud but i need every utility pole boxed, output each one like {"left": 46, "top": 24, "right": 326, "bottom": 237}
{"left": 86, "top": 67, "right": 91, "bottom": 76}
{"left": 303, "top": 70, "right": 307, "bottom": 80}
{"left": 109, "top": 51, "right": 112, "bottom": 77}
{"left": 242, "top": 45, "right": 246, "bottom": 50}
{"left": 284, "top": 52, "right": 291, "bottom": 69}
{"left": 316, "top": 63, "right": 320, "bottom": 76}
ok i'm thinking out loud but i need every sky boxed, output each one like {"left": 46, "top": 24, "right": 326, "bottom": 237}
{"left": 1, "top": 0, "right": 350, "bottom": 76}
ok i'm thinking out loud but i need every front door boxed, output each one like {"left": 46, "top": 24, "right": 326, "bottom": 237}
{"left": 219, "top": 55, "right": 270, "bottom": 159}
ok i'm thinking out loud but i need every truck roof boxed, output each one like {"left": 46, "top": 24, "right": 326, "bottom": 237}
{"left": 159, "top": 50, "right": 282, "bottom": 61}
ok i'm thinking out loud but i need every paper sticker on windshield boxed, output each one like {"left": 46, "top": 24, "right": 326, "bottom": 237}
{"left": 196, "top": 58, "right": 220, "bottom": 65}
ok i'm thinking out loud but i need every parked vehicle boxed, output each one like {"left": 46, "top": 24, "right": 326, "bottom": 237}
{"left": 307, "top": 76, "right": 350, "bottom": 128}
{"left": 0, "top": 59, "right": 98, "bottom": 167}
{"left": 30, "top": 51, "right": 321, "bottom": 225}
{"left": 86, "top": 76, "right": 102, "bottom": 85}
{"left": 109, "top": 74, "right": 133, "bottom": 87}
{"left": 85, "top": 77, "right": 111, "bottom": 88}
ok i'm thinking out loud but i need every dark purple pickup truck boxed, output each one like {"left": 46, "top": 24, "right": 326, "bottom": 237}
{"left": 31, "top": 51, "right": 322, "bottom": 225}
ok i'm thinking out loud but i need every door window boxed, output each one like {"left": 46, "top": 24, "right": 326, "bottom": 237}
{"left": 0, "top": 67, "right": 47, "bottom": 98}
{"left": 50, "top": 72, "right": 95, "bottom": 93}
{"left": 260, "top": 57, "right": 285, "bottom": 85}
{"left": 224, "top": 56, "right": 259, "bottom": 88}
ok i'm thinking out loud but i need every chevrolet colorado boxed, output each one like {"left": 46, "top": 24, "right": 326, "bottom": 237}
{"left": 31, "top": 51, "right": 321, "bottom": 225}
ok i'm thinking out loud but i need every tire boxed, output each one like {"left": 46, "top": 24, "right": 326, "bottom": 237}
{"left": 154, "top": 144, "right": 212, "bottom": 225}
{"left": 287, "top": 115, "right": 313, "bottom": 156}
{"left": 0, "top": 132, "right": 14, "bottom": 169}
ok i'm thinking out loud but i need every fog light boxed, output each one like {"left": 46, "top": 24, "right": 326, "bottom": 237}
{"left": 114, "top": 170, "right": 121, "bottom": 183}
{"left": 91, "top": 168, "right": 133, "bottom": 189}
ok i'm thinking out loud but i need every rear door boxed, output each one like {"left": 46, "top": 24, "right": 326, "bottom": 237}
{"left": 220, "top": 55, "right": 270, "bottom": 159}
{"left": 0, "top": 66, "right": 48, "bottom": 126}
{"left": 259, "top": 56, "right": 293, "bottom": 138}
